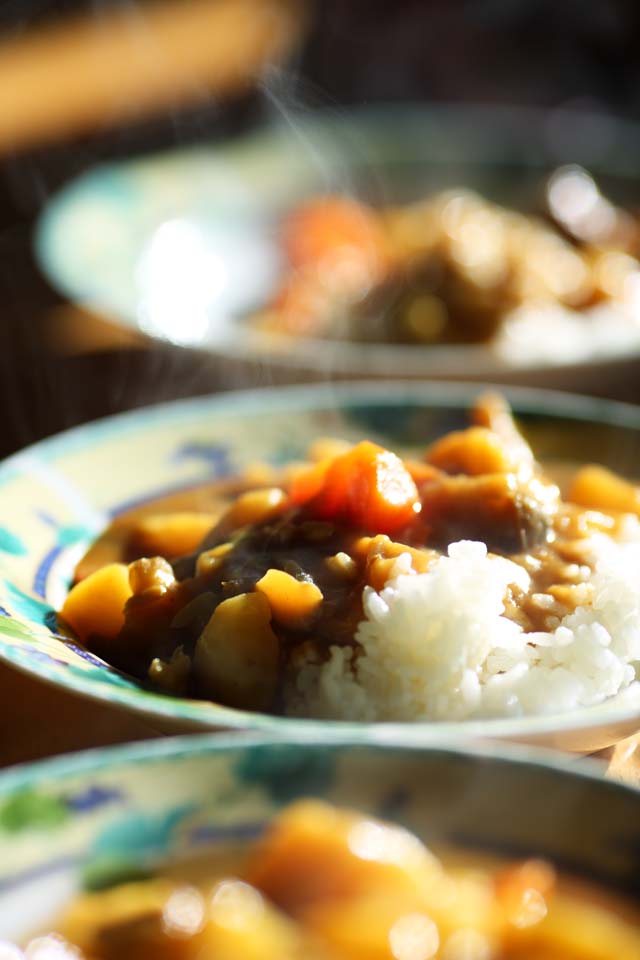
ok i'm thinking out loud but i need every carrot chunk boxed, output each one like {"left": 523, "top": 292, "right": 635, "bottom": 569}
{"left": 289, "top": 458, "right": 331, "bottom": 505}
{"left": 291, "top": 441, "right": 420, "bottom": 534}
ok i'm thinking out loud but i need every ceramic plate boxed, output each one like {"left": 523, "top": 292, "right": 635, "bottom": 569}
{"left": 1, "top": 735, "right": 639, "bottom": 941}
{"left": 2, "top": 381, "right": 640, "bottom": 750}
{"left": 35, "top": 104, "right": 640, "bottom": 381}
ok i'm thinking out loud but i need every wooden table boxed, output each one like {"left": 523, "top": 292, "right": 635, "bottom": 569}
{"left": 0, "top": 662, "right": 161, "bottom": 768}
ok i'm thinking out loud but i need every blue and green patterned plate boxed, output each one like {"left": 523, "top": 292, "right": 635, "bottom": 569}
{"left": 2, "top": 381, "right": 640, "bottom": 751}
{"left": 0, "top": 735, "right": 639, "bottom": 941}
{"left": 35, "top": 104, "right": 640, "bottom": 382}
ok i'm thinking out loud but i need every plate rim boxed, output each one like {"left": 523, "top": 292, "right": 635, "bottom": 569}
{"left": 0, "top": 728, "right": 629, "bottom": 801}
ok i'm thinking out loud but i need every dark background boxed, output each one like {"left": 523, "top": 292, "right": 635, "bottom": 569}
{"left": 1, "top": 0, "right": 640, "bottom": 460}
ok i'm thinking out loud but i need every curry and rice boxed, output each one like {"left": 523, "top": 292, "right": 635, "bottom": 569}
{"left": 249, "top": 174, "right": 640, "bottom": 349}
{"left": 10, "top": 799, "right": 640, "bottom": 959}
{"left": 57, "top": 393, "right": 640, "bottom": 722}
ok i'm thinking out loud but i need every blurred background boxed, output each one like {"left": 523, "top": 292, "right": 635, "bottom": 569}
{"left": 2, "top": 0, "right": 640, "bottom": 461}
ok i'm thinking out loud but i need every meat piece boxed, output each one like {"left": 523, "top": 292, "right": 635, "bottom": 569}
{"left": 420, "top": 472, "right": 558, "bottom": 554}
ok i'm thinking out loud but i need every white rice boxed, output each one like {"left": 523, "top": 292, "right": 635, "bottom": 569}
{"left": 290, "top": 525, "right": 640, "bottom": 720}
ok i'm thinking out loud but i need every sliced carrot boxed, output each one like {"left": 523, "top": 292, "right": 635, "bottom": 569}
{"left": 291, "top": 441, "right": 420, "bottom": 535}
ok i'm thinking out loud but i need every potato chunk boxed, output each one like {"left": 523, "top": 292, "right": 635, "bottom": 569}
{"left": 193, "top": 592, "right": 279, "bottom": 711}
{"left": 130, "top": 512, "right": 219, "bottom": 559}
{"left": 245, "top": 800, "right": 441, "bottom": 916}
{"left": 58, "top": 879, "right": 176, "bottom": 957}
{"left": 301, "top": 895, "right": 439, "bottom": 960}
{"left": 256, "top": 569, "right": 323, "bottom": 628}
{"left": 426, "top": 426, "right": 523, "bottom": 476}
{"left": 200, "top": 489, "right": 290, "bottom": 549}
{"left": 200, "top": 879, "right": 317, "bottom": 960}
{"left": 62, "top": 879, "right": 315, "bottom": 960}
{"left": 61, "top": 562, "right": 132, "bottom": 643}
{"left": 226, "top": 488, "right": 289, "bottom": 528}
{"left": 568, "top": 464, "right": 640, "bottom": 515}
{"left": 504, "top": 894, "right": 640, "bottom": 960}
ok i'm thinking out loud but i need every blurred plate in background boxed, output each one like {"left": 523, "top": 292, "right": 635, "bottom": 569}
{"left": 1, "top": 736, "right": 640, "bottom": 942}
{"left": 36, "top": 103, "right": 640, "bottom": 385}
